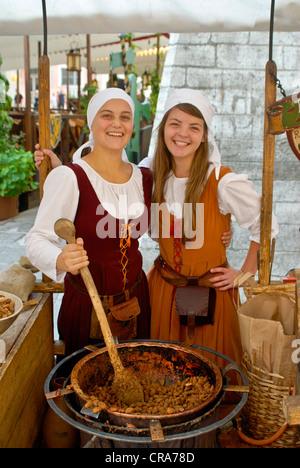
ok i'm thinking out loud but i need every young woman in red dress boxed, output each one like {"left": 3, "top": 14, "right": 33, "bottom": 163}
{"left": 27, "top": 88, "right": 152, "bottom": 354}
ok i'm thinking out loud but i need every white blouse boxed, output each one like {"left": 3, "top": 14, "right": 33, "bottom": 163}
{"left": 26, "top": 160, "right": 145, "bottom": 282}
{"left": 161, "top": 165, "right": 279, "bottom": 244}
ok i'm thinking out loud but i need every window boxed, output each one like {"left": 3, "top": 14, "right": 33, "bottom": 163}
{"left": 61, "top": 68, "right": 78, "bottom": 86}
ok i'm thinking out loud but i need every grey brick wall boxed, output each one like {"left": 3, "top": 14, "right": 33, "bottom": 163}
{"left": 148, "top": 32, "right": 300, "bottom": 279}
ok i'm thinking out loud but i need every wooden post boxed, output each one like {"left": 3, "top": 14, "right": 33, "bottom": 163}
{"left": 259, "top": 60, "right": 277, "bottom": 286}
{"left": 16, "top": 70, "right": 20, "bottom": 110}
{"left": 156, "top": 33, "right": 160, "bottom": 72}
{"left": 38, "top": 54, "right": 51, "bottom": 199}
{"left": 86, "top": 34, "right": 92, "bottom": 86}
{"left": 23, "top": 36, "right": 32, "bottom": 151}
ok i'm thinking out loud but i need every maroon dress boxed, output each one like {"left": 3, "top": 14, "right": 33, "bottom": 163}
{"left": 57, "top": 163, "right": 152, "bottom": 354}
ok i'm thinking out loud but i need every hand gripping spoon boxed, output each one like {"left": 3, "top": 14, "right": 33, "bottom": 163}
{"left": 54, "top": 218, "right": 144, "bottom": 406}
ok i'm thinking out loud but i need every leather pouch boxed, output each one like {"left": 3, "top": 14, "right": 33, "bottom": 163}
{"left": 175, "top": 286, "right": 216, "bottom": 338}
{"left": 90, "top": 296, "right": 140, "bottom": 341}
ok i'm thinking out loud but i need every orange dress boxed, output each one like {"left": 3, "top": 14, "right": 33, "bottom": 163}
{"left": 148, "top": 166, "right": 242, "bottom": 371}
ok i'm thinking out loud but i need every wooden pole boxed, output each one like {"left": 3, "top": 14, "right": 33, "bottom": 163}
{"left": 38, "top": 54, "right": 51, "bottom": 199}
{"left": 259, "top": 60, "right": 277, "bottom": 285}
{"left": 86, "top": 34, "right": 92, "bottom": 86}
{"left": 156, "top": 33, "right": 160, "bottom": 72}
{"left": 23, "top": 36, "right": 32, "bottom": 151}
{"left": 39, "top": 1, "right": 52, "bottom": 286}
{"left": 38, "top": 0, "right": 51, "bottom": 199}
{"left": 16, "top": 70, "right": 20, "bottom": 110}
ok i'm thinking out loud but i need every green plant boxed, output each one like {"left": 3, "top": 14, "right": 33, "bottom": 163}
{"left": 0, "top": 110, "right": 39, "bottom": 197}
{"left": 0, "top": 51, "right": 38, "bottom": 199}
{"left": 149, "top": 69, "right": 161, "bottom": 115}
{"left": 80, "top": 82, "right": 98, "bottom": 135}
{"left": 0, "top": 54, "right": 12, "bottom": 111}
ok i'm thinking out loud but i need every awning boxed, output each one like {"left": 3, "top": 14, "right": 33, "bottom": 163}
{"left": 1, "top": 0, "right": 299, "bottom": 35}
{"left": 1, "top": 1, "right": 299, "bottom": 72}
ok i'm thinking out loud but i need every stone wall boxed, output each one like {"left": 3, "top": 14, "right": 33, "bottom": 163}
{"left": 147, "top": 31, "right": 300, "bottom": 279}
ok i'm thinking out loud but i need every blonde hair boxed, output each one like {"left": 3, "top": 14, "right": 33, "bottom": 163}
{"left": 152, "top": 103, "right": 210, "bottom": 240}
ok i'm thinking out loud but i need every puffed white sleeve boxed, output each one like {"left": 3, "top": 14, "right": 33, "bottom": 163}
{"left": 217, "top": 172, "right": 279, "bottom": 243}
{"left": 26, "top": 166, "right": 79, "bottom": 282}
{"left": 138, "top": 156, "right": 154, "bottom": 170}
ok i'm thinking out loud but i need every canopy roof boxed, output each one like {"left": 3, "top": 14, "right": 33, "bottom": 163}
{"left": 1, "top": 1, "right": 299, "bottom": 73}
{"left": 1, "top": 0, "right": 299, "bottom": 35}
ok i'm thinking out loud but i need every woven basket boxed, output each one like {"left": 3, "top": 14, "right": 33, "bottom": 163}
{"left": 241, "top": 352, "right": 300, "bottom": 448}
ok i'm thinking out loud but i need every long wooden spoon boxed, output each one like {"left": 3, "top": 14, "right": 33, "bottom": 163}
{"left": 54, "top": 218, "right": 144, "bottom": 406}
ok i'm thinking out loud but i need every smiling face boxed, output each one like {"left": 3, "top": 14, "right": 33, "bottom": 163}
{"left": 91, "top": 99, "right": 133, "bottom": 152}
{"left": 164, "top": 107, "right": 206, "bottom": 165}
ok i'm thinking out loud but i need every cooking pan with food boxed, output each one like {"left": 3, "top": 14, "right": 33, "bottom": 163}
{"left": 71, "top": 341, "right": 224, "bottom": 428}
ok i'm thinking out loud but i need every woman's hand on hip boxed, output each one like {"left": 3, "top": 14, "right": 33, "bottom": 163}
{"left": 209, "top": 265, "right": 242, "bottom": 291}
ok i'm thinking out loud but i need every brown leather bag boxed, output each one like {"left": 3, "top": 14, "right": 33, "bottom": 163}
{"left": 90, "top": 296, "right": 140, "bottom": 341}
{"left": 175, "top": 285, "right": 216, "bottom": 339}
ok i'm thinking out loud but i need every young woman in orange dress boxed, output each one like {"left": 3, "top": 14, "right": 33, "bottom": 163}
{"left": 140, "top": 88, "right": 278, "bottom": 371}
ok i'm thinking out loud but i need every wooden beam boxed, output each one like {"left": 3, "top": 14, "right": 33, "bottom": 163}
{"left": 283, "top": 396, "right": 300, "bottom": 426}
{"left": 33, "top": 282, "right": 64, "bottom": 293}
{"left": 86, "top": 34, "right": 91, "bottom": 86}
{"left": 23, "top": 36, "right": 32, "bottom": 151}
{"left": 259, "top": 60, "right": 277, "bottom": 286}
{"left": 38, "top": 54, "right": 52, "bottom": 285}
{"left": 38, "top": 54, "right": 51, "bottom": 200}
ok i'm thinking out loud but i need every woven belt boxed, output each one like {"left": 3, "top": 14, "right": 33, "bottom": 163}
{"left": 66, "top": 272, "right": 142, "bottom": 306}
{"left": 154, "top": 255, "right": 228, "bottom": 287}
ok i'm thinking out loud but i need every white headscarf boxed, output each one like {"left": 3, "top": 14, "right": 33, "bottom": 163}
{"left": 72, "top": 88, "right": 135, "bottom": 162}
{"left": 163, "top": 89, "right": 222, "bottom": 179}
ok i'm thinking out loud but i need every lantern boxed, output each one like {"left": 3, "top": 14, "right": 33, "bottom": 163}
{"left": 67, "top": 48, "right": 81, "bottom": 72}
{"left": 142, "top": 71, "right": 151, "bottom": 90}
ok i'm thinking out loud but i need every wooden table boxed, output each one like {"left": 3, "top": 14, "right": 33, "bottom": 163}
{"left": 0, "top": 293, "right": 54, "bottom": 448}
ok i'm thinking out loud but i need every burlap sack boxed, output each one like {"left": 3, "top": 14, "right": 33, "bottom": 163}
{"left": 18, "top": 256, "right": 39, "bottom": 273}
{"left": 238, "top": 291, "right": 297, "bottom": 383}
{"left": 0, "top": 263, "right": 36, "bottom": 302}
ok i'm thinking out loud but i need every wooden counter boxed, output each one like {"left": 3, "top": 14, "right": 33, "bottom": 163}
{"left": 0, "top": 293, "right": 54, "bottom": 448}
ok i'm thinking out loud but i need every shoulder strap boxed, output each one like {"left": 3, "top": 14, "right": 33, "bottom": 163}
{"left": 139, "top": 166, "right": 153, "bottom": 207}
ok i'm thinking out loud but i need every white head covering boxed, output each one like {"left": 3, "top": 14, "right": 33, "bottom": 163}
{"left": 163, "top": 89, "right": 221, "bottom": 179}
{"left": 72, "top": 87, "right": 135, "bottom": 162}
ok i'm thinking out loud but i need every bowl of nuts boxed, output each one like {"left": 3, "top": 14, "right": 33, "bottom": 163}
{"left": 0, "top": 291, "right": 23, "bottom": 335}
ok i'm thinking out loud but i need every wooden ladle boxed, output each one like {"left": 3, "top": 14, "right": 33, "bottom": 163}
{"left": 54, "top": 218, "right": 144, "bottom": 406}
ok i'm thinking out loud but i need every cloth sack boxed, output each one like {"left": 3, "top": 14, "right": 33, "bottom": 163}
{"left": 238, "top": 291, "right": 297, "bottom": 383}
{"left": 0, "top": 263, "right": 36, "bottom": 302}
{"left": 18, "top": 255, "right": 39, "bottom": 273}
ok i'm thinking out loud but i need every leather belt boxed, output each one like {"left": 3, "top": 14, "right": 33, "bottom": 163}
{"left": 154, "top": 255, "right": 228, "bottom": 287}
{"left": 66, "top": 272, "right": 142, "bottom": 306}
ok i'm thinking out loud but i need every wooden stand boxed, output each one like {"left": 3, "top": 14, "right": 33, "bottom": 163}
{"left": 0, "top": 294, "right": 54, "bottom": 448}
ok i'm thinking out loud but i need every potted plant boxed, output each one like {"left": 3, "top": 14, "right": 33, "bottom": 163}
{"left": 0, "top": 53, "right": 38, "bottom": 220}
{"left": 0, "top": 111, "right": 38, "bottom": 220}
